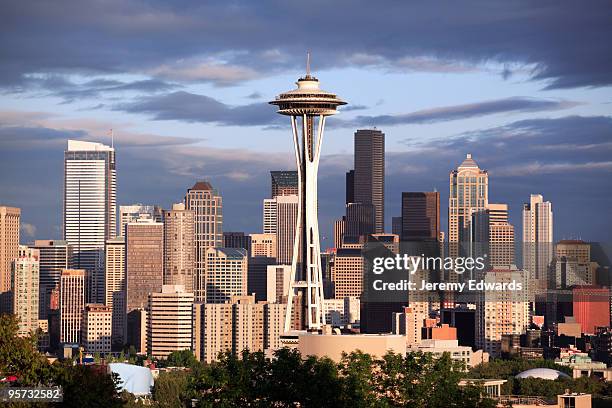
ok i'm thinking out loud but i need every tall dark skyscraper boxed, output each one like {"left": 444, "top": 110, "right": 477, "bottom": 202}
{"left": 270, "top": 171, "right": 298, "bottom": 198}
{"left": 401, "top": 192, "right": 440, "bottom": 242}
{"left": 223, "top": 231, "right": 252, "bottom": 254}
{"left": 345, "top": 202, "right": 375, "bottom": 238}
{"left": 345, "top": 170, "right": 354, "bottom": 204}
{"left": 353, "top": 129, "right": 385, "bottom": 233}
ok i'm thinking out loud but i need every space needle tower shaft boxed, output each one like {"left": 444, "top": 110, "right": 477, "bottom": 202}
{"left": 270, "top": 55, "right": 346, "bottom": 331}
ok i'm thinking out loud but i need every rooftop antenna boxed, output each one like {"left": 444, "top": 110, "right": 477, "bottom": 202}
{"left": 110, "top": 128, "right": 114, "bottom": 149}
{"left": 306, "top": 51, "right": 311, "bottom": 77}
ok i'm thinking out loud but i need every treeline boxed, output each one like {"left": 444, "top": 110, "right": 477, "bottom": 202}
{"left": 2, "top": 314, "right": 494, "bottom": 407}
{"left": 130, "top": 348, "right": 495, "bottom": 408}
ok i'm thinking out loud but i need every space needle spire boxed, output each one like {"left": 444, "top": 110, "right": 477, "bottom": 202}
{"left": 270, "top": 56, "right": 346, "bottom": 332}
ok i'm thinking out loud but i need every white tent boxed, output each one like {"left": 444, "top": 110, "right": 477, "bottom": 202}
{"left": 108, "top": 363, "right": 154, "bottom": 396}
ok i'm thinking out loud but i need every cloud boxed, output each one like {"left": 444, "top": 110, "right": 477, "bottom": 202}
{"left": 116, "top": 91, "right": 280, "bottom": 126}
{"left": 340, "top": 104, "right": 368, "bottom": 112}
{"left": 10, "top": 75, "right": 180, "bottom": 103}
{"left": 246, "top": 92, "right": 262, "bottom": 99}
{"left": 0, "top": 111, "right": 200, "bottom": 150}
{"left": 0, "top": 1, "right": 611, "bottom": 92}
{"left": 116, "top": 93, "right": 579, "bottom": 128}
{"left": 335, "top": 97, "right": 580, "bottom": 127}
{"left": 149, "top": 60, "right": 259, "bottom": 86}
{"left": 21, "top": 223, "right": 37, "bottom": 238}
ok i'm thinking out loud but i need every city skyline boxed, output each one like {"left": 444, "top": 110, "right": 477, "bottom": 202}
{"left": 1, "top": 3, "right": 611, "bottom": 244}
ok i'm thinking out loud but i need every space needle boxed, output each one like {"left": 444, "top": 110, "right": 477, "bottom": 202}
{"left": 270, "top": 55, "right": 346, "bottom": 332}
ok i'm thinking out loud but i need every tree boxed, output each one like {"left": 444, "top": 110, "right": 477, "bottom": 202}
{"left": 152, "top": 370, "right": 189, "bottom": 408}
{"left": 163, "top": 349, "right": 199, "bottom": 369}
{"left": 0, "top": 314, "right": 53, "bottom": 386}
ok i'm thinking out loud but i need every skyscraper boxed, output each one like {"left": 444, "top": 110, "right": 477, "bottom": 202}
{"left": 523, "top": 194, "right": 553, "bottom": 290}
{"left": 333, "top": 217, "right": 346, "bottom": 249}
{"left": 163, "top": 203, "right": 195, "bottom": 293}
{"left": 30, "top": 240, "right": 72, "bottom": 320}
{"left": 125, "top": 218, "right": 164, "bottom": 313}
{"left": 105, "top": 237, "right": 125, "bottom": 346}
{"left": 0, "top": 205, "right": 20, "bottom": 313}
{"left": 401, "top": 192, "right": 440, "bottom": 242}
{"left": 473, "top": 203, "right": 515, "bottom": 268}
{"left": 331, "top": 249, "right": 363, "bottom": 299}
{"left": 81, "top": 304, "right": 112, "bottom": 353}
{"left": 345, "top": 170, "right": 354, "bottom": 204}
{"left": 573, "top": 286, "right": 610, "bottom": 335}
{"left": 205, "top": 247, "right": 247, "bottom": 304}
{"left": 475, "top": 266, "right": 529, "bottom": 357}
{"left": 448, "top": 154, "right": 488, "bottom": 246}
{"left": 223, "top": 231, "right": 252, "bottom": 253}
{"left": 345, "top": 202, "right": 375, "bottom": 238}
{"left": 353, "top": 129, "right": 385, "bottom": 233}
{"left": 554, "top": 240, "right": 594, "bottom": 288}
{"left": 147, "top": 285, "right": 194, "bottom": 358}
{"left": 275, "top": 195, "right": 299, "bottom": 265}
{"left": 185, "top": 181, "right": 223, "bottom": 303}
{"left": 125, "top": 217, "right": 163, "bottom": 350}
{"left": 12, "top": 245, "right": 39, "bottom": 336}
{"left": 391, "top": 216, "right": 402, "bottom": 237}
{"left": 271, "top": 171, "right": 298, "bottom": 197}
{"left": 64, "top": 140, "right": 116, "bottom": 304}
{"left": 263, "top": 198, "right": 277, "bottom": 234}
{"left": 60, "top": 269, "right": 85, "bottom": 345}
{"left": 118, "top": 204, "right": 163, "bottom": 236}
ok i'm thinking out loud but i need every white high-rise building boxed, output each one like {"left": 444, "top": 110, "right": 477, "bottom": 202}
{"left": 522, "top": 194, "right": 553, "bottom": 293}
{"left": 475, "top": 266, "right": 529, "bottom": 357}
{"left": 147, "top": 285, "right": 194, "bottom": 358}
{"left": 81, "top": 304, "right": 112, "bottom": 353}
{"left": 185, "top": 181, "right": 223, "bottom": 303}
{"left": 263, "top": 198, "right": 277, "bottom": 234}
{"left": 64, "top": 140, "right": 116, "bottom": 304}
{"left": 449, "top": 154, "right": 489, "bottom": 245}
{"left": 12, "top": 246, "right": 39, "bottom": 336}
{"left": 105, "top": 237, "right": 125, "bottom": 346}
{"left": 205, "top": 247, "right": 247, "bottom": 304}
{"left": 275, "top": 195, "right": 298, "bottom": 265}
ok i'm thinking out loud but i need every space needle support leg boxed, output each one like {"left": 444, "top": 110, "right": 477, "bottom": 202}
{"left": 284, "top": 115, "right": 303, "bottom": 333}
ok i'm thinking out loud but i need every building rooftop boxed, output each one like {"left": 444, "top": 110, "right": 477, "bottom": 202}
{"left": 458, "top": 153, "right": 480, "bottom": 169}
{"left": 67, "top": 139, "right": 113, "bottom": 152}
{"left": 213, "top": 247, "right": 248, "bottom": 259}
{"left": 189, "top": 181, "right": 213, "bottom": 191}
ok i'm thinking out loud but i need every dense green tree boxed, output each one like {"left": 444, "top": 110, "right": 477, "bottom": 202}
{"left": 152, "top": 370, "right": 190, "bottom": 408}
{"left": 0, "top": 314, "right": 53, "bottom": 386}
{"left": 162, "top": 349, "right": 199, "bottom": 369}
{"left": 338, "top": 351, "right": 382, "bottom": 407}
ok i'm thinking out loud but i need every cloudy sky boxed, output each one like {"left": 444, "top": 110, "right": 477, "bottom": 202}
{"left": 1, "top": 1, "right": 611, "bottom": 246}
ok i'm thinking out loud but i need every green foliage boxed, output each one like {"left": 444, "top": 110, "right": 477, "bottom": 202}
{"left": 0, "top": 313, "right": 123, "bottom": 406}
{"left": 0, "top": 314, "right": 54, "bottom": 386}
{"left": 159, "top": 349, "right": 199, "bottom": 369}
{"left": 151, "top": 370, "right": 190, "bottom": 408}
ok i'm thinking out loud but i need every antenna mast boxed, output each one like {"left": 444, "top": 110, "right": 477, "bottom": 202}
{"left": 306, "top": 51, "right": 311, "bottom": 77}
